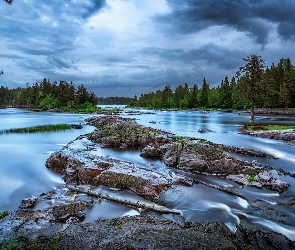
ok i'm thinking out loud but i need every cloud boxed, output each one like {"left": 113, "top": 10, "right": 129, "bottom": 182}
{"left": 157, "top": 0, "right": 295, "bottom": 45}
{"left": 138, "top": 44, "right": 244, "bottom": 70}
{"left": 82, "top": 0, "right": 107, "bottom": 19}
{"left": 1, "top": 0, "right": 295, "bottom": 97}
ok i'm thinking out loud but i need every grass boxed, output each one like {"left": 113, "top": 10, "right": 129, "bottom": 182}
{"left": 0, "top": 211, "right": 8, "bottom": 219}
{"left": 0, "top": 124, "right": 72, "bottom": 134}
{"left": 244, "top": 124, "right": 295, "bottom": 131}
{"left": 248, "top": 174, "right": 256, "bottom": 182}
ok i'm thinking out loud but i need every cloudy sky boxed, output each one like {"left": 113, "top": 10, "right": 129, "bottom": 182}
{"left": 1, "top": 0, "right": 294, "bottom": 97}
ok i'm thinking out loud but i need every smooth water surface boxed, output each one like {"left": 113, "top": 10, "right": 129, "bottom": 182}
{"left": 0, "top": 108, "right": 94, "bottom": 211}
{"left": 1, "top": 108, "right": 295, "bottom": 240}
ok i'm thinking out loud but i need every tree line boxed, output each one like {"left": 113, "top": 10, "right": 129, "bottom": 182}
{"left": 97, "top": 96, "right": 133, "bottom": 105}
{"left": 0, "top": 78, "right": 99, "bottom": 111}
{"left": 129, "top": 57, "right": 295, "bottom": 112}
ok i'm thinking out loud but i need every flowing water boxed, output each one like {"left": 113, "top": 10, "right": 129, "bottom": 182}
{"left": 1, "top": 107, "right": 295, "bottom": 240}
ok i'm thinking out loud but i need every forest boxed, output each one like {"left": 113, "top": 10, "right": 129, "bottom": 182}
{"left": 0, "top": 78, "right": 99, "bottom": 112}
{"left": 129, "top": 57, "right": 295, "bottom": 110}
{"left": 97, "top": 96, "right": 133, "bottom": 105}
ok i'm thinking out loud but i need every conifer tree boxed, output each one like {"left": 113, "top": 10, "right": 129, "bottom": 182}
{"left": 236, "top": 55, "right": 265, "bottom": 124}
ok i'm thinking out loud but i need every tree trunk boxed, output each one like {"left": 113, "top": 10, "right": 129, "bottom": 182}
{"left": 250, "top": 98, "right": 255, "bottom": 124}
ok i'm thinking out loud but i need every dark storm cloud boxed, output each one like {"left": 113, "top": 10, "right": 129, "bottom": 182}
{"left": 47, "top": 57, "right": 79, "bottom": 71}
{"left": 138, "top": 44, "right": 244, "bottom": 70}
{"left": 158, "top": 0, "right": 295, "bottom": 44}
{"left": 82, "top": 0, "right": 107, "bottom": 19}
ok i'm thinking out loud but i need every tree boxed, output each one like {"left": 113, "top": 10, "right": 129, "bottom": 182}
{"left": 236, "top": 55, "right": 265, "bottom": 124}
{"left": 199, "top": 77, "right": 210, "bottom": 108}
{"left": 39, "top": 94, "right": 60, "bottom": 110}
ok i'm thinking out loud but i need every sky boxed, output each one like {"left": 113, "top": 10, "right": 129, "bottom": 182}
{"left": 0, "top": 0, "right": 295, "bottom": 97}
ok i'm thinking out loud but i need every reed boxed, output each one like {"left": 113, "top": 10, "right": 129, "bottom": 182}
{"left": 0, "top": 124, "right": 72, "bottom": 134}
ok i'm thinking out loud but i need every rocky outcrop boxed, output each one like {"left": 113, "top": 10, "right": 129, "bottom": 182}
{"left": 46, "top": 138, "right": 190, "bottom": 201}
{"left": 85, "top": 115, "right": 290, "bottom": 193}
{"left": 86, "top": 116, "right": 174, "bottom": 149}
{"left": 241, "top": 129, "right": 295, "bottom": 143}
{"left": 1, "top": 212, "right": 294, "bottom": 250}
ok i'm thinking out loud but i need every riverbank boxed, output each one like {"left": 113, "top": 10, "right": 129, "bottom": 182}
{"left": 1, "top": 115, "right": 295, "bottom": 249}
{"left": 2, "top": 210, "right": 294, "bottom": 249}
{"left": 240, "top": 124, "right": 295, "bottom": 144}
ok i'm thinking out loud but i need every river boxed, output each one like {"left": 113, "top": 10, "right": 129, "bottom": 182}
{"left": 1, "top": 107, "right": 295, "bottom": 240}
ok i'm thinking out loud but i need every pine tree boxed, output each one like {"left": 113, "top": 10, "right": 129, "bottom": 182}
{"left": 236, "top": 55, "right": 265, "bottom": 124}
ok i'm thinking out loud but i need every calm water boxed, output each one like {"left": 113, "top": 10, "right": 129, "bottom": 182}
{"left": 1, "top": 108, "right": 295, "bottom": 240}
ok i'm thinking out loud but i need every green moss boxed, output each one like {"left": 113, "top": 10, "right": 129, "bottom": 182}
{"left": 0, "top": 235, "right": 17, "bottom": 250}
{"left": 0, "top": 124, "right": 72, "bottom": 134}
{"left": 218, "top": 147, "right": 225, "bottom": 153}
{"left": 197, "top": 139, "right": 207, "bottom": 145}
{"left": 0, "top": 234, "right": 60, "bottom": 250}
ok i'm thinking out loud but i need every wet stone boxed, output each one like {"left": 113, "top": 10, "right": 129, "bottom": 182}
{"left": 19, "top": 197, "right": 38, "bottom": 209}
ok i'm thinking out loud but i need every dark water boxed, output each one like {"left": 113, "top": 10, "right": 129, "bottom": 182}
{"left": 1, "top": 108, "right": 295, "bottom": 240}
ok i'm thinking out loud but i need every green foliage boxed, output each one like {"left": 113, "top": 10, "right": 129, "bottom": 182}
{"left": 173, "top": 135, "right": 186, "bottom": 143}
{"left": 78, "top": 101, "right": 98, "bottom": 112}
{"left": 39, "top": 94, "right": 60, "bottom": 109}
{"left": 244, "top": 124, "right": 295, "bottom": 131}
{"left": 0, "top": 211, "right": 8, "bottom": 219}
{"left": 127, "top": 57, "right": 295, "bottom": 113}
{"left": 248, "top": 175, "right": 256, "bottom": 182}
{"left": 197, "top": 139, "right": 207, "bottom": 145}
{"left": 0, "top": 79, "right": 98, "bottom": 110}
{"left": 97, "top": 96, "right": 133, "bottom": 105}
{"left": 218, "top": 147, "right": 225, "bottom": 153}
{"left": 1, "top": 124, "right": 72, "bottom": 134}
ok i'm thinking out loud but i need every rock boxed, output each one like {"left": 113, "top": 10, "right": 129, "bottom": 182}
{"left": 70, "top": 124, "right": 82, "bottom": 129}
{"left": 52, "top": 201, "right": 91, "bottom": 222}
{"left": 86, "top": 116, "right": 173, "bottom": 149}
{"left": 198, "top": 127, "right": 215, "bottom": 133}
{"left": 241, "top": 129, "right": 295, "bottom": 144}
{"left": 1, "top": 212, "right": 294, "bottom": 250}
{"left": 19, "top": 197, "right": 38, "bottom": 209}
{"left": 46, "top": 141, "right": 185, "bottom": 201}
{"left": 265, "top": 179, "right": 289, "bottom": 193}
{"left": 163, "top": 142, "right": 183, "bottom": 167}
{"left": 95, "top": 163, "right": 182, "bottom": 201}
{"left": 226, "top": 172, "right": 289, "bottom": 193}
{"left": 140, "top": 143, "right": 171, "bottom": 158}
{"left": 214, "top": 143, "right": 278, "bottom": 159}
{"left": 258, "top": 171, "right": 273, "bottom": 182}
